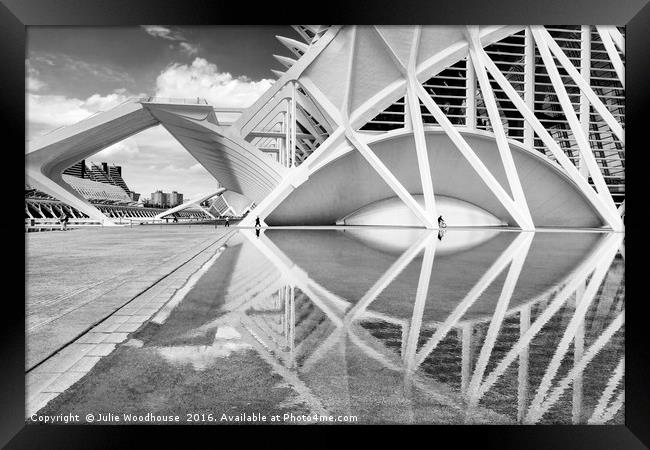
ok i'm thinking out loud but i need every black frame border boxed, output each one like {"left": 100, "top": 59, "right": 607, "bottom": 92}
{"left": 2, "top": 0, "right": 648, "bottom": 447}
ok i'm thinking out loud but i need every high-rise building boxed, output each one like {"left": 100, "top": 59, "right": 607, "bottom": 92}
{"left": 151, "top": 190, "right": 164, "bottom": 207}
{"left": 170, "top": 191, "right": 183, "bottom": 207}
{"left": 150, "top": 190, "right": 183, "bottom": 207}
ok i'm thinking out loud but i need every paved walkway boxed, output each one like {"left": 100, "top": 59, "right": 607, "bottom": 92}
{"left": 26, "top": 225, "right": 233, "bottom": 369}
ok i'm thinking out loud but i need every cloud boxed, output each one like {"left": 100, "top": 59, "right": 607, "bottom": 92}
{"left": 141, "top": 25, "right": 185, "bottom": 41}
{"left": 93, "top": 138, "right": 140, "bottom": 159}
{"left": 179, "top": 42, "right": 199, "bottom": 56}
{"left": 141, "top": 26, "right": 201, "bottom": 57}
{"left": 27, "top": 89, "right": 139, "bottom": 134}
{"left": 29, "top": 53, "right": 134, "bottom": 84}
{"left": 26, "top": 64, "right": 45, "bottom": 91}
{"left": 155, "top": 57, "right": 274, "bottom": 108}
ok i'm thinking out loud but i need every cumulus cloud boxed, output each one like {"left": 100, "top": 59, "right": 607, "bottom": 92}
{"left": 155, "top": 58, "right": 274, "bottom": 108}
{"left": 27, "top": 90, "right": 134, "bottom": 131}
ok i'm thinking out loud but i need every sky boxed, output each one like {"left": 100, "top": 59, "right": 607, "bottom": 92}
{"left": 26, "top": 25, "right": 295, "bottom": 199}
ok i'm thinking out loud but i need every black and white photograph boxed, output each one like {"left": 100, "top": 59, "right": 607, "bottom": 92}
{"left": 2, "top": 0, "right": 648, "bottom": 445}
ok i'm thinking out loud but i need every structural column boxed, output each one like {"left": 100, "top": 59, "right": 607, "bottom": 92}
{"left": 579, "top": 25, "right": 592, "bottom": 178}
{"left": 524, "top": 27, "right": 535, "bottom": 148}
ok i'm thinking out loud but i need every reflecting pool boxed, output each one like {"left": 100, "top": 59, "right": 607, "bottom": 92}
{"left": 36, "top": 228, "right": 625, "bottom": 424}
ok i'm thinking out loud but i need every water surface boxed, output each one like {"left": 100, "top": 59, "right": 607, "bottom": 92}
{"left": 38, "top": 228, "right": 625, "bottom": 424}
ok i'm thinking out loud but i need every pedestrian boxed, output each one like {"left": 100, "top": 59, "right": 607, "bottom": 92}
{"left": 438, "top": 215, "right": 446, "bottom": 228}
{"left": 255, "top": 217, "right": 261, "bottom": 229}
{"left": 59, "top": 211, "right": 69, "bottom": 231}
{"left": 225, "top": 216, "right": 229, "bottom": 227}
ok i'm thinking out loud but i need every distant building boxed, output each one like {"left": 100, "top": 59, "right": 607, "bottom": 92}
{"left": 62, "top": 160, "right": 140, "bottom": 202}
{"left": 151, "top": 190, "right": 164, "bottom": 207}
{"left": 62, "top": 160, "right": 86, "bottom": 179}
{"left": 170, "top": 191, "right": 183, "bottom": 206}
{"left": 150, "top": 190, "right": 183, "bottom": 208}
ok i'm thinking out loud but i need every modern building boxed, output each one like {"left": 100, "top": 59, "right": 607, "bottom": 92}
{"left": 170, "top": 191, "right": 183, "bottom": 207}
{"left": 26, "top": 25, "right": 625, "bottom": 230}
{"left": 149, "top": 190, "right": 183, "bottom": 208}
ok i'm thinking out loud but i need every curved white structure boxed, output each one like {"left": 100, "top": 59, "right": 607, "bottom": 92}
{"left": 154, "top": 188, "right": 226, "bottom": 220}
{"left": 27, "top": 25, "right": 625, "bottom": 230}
{"left": 338, "top": 195, "right": 505, "bottom": 227}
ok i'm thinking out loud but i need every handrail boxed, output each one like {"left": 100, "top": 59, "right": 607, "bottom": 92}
{"left": 139, "top": 96, "right": 209, "bottom": 105}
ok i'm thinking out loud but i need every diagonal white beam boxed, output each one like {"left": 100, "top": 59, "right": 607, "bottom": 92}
{"left": 466, "top": 232, "right": 533, "bottom": 405}
{"left": 373, "top": 25, "right": 438, "bottom": 219}
{"left": 344, "top": 128, "right": 438, "bottom": 229}
{"left": 526, "top": 311, "right": 624, "bottom": 424}
{"left": 415, "top": 82, "right": 533, "bottom": 229}
{"left": 596, "top": 26, "right": 625, "bottom": 88}
{"left": 592, "top": 391, "right": 624, "bottom": 425}
{"left": 480, "top": 47, "right": 624, "bottom": 231}
{"left": 466, "top": 27, "right": 534, "bottom": 230}
{"left": 235, "top": 26, "right": 341, "bottom": 135}
{"left": 276, "top": 35, "right": 309, "bottom": 58}
{"left": 337, "top": 26, "right": 431, "bottom": 230}
{"left": 603, "top": 26, "right": 625, "bottom": 55}
{"left": 531, "top": 27, "right": 619, "bottom": 214}
{"left": 579, "top": 25, "right": 592, "bottom": 178}
{"left": 533, "top": 26, "right": 624, "bottom": 143}
{"left": 587, "top": 357, "right": 625, "bottom": 424}
{"left": 415, "top": 232, "right": 533, "bottom": 368}
{"left": 406, "top": 27, "right": 438, "bottom": 219}
{"left": 344, "top": 230, "right": 431, "bottom": 325}
{"left": 478, "top": 232, "right": 622, "bottom": 400}
{"left": 524, "top": 246, "right": 616, "bottom": 421}
{"left": 241, "top": 229, "right": 345, "bottom": 326}
{"left": 404, "top": 237, "right": 438, "bottom": 372}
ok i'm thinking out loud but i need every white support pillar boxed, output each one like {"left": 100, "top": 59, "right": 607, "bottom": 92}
{"left": 524, "top": 244, "right": 618, "bottom": 423}
{"left": 532, "top": 28, "right": 616, "bottom": 211}
{"left": 404, "top": 237, "right": 437, "bottom": 372}
{"left": 407, "top": 26, "right": 437, "bottom": 221}
{"left": 415, "top": 232, "right": 533, "bottom": 368}
{"left": 467, "top": 27, "right": 534, "bottom": 230}
{"left": 579, "top": 25, "right": 592, "bottom": 178}
{"left": 460, "top": 323, "right": 472, "bottom": 393}
{"left": 517, "top": 304, "right": 531, "bottom": 423}
{"left": 466, "top": 52, "right": 477, "bottom": 129}
{"left": 572, "top": 281, "right": 586, "bottom": 423}
{"left": 477, "top": 233, "right": 621, "bottom": 400}
{"left": 415, "top": 82, "right": 533, "bottom": 229}
{"left": 344, "top": 129, "right": 437, "bottom": 229}
{"left": 534, "top": 27, "right": 624, "bottom": 143}
{"left": 596, "top": 26, "right": 624, "bottom": 88}
{"left": 466, "top": 233, "right": 534, "bottom": 407}
{"left": 524, "top": 27, "right": 535, "bottom": 148}
{"left": 480, "top": 46, "right": 623, "bottom": 231}
{"left": 344, "top": 231, "right": 430, "bottom": 325}
{"left": 291, "top": 81, "right": 297, "bottom": 167}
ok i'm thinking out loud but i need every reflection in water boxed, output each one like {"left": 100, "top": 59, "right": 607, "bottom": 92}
{"left": 86, "top": 229, "right": 628, "bottom": 424}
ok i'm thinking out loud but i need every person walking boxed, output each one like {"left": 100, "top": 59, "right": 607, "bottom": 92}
{"left": 225, "top": 216, "right": 230, "bottom": 227}
{"left": 59, "top": 211, "right": 70, "bottom": 231}
{"left": 255, "top": 217, "right": 261, "bottom": 229}
{"left": 438, "top": 215, "right": 446, "bottom": 228}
